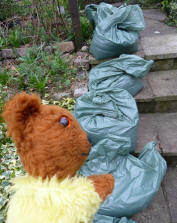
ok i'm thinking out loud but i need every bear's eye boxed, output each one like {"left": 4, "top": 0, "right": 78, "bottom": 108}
{"left": 59, "top": 116, "right": 71, "bottom": 127}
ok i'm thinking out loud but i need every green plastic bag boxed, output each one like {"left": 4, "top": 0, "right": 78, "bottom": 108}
{"left": 74, "top": 88, "right": 139, "bottom": 152}
{"left": 89, "top": 54, "right": 153, "bottom": 96}
{"left": 86, "top": 3, "right": 145, "bottom": 60}
{"left": 80, "top": 140, "right": 167, "bottom": 219}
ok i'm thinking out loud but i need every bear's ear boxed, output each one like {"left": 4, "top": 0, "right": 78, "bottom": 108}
{"left": 2, "top": 92, "right": 41, "bottom": 136}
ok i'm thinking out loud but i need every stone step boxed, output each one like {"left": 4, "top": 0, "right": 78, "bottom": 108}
{"left": 135, "top": 113, "right": 177, "bottom": 166}
{"left": 132, "top": 186, "right": 171, "bottom": 223}
{"left": 135, "top": 70, "right": 177, "bottom": 113}
{"left": 132, "top": 168, "right": 177, "bottom": 223}
{"left": 89, "top": 9, "right": 177, "bottom": 71}
{"left": 89, "top": 35, "right": 177, "bottom": 72}
{"left": 134, "top": 9, "right": 177, "bottom": 72}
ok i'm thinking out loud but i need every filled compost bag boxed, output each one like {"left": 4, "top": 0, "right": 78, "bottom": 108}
{"left": 86, "top": 3, "right": 145, "bottom": 60}
{"left": 80, "top": 139, "right": 167, "bottom": 219}
{"left": 89, "top": 54, "right": 153, "bottom": 96}
{"left": 74, "top": 88, "right": 139, "bottom": 152}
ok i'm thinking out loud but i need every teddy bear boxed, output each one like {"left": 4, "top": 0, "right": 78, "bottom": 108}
{"left": 2, "top": 92, "right": 114, "bottom": 223}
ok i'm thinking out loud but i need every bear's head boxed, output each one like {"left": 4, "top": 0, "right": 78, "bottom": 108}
{"left": 2, "top": 93, "right": 91, "bottom": 179}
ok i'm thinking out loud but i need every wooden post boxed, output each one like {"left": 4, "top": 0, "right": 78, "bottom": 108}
{"left": 68, "top": 0, "right": 83, "bottom": 50}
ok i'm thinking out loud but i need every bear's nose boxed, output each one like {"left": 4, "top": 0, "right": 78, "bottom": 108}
{"left": 87, "top": 135, "right": 92, "bottom": 144}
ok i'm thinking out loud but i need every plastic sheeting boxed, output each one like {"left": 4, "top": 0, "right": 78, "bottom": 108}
{"left": 86, "top": 3, "right": 145, "bottom": 60}
{"left": 80, "top": 140, "right": 167, "bottom": 220}
{"left": 75, "top": 52, "right": 167, "bottom": 222}
{"left": 88, "top": 54, "right": 153, "bottom": 96}
{"left": 74, "top": 88, "right": 139, "bottom": 152}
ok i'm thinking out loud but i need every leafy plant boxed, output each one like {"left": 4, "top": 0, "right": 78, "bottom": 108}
{"left": 0, "top": 69, "right": 12, "bottom": 86}
{"left": 42, "top": 97, "right": 76, "bottom": 111}
{"left": 80, "top": 16, "right": 93, "bottom": 40}
{"left": 0, "top": 122, "right": 25, "bottom": 223}
{"left": 0, "top": 27, "right": 30, "bottom": 49}
{"left": 0, "top": 85, "right": 8, "bottom": 123}
{"left": 8, "top": 27, "right": 29, "bottom": 48}
{"left": 28, "top": 72, "right": 49, "bottom": 92}
{"left": 162, "top": 0, "right": 177, "bottom": 25}
{"left": 0, "top": 37, "right": 8, "bottom": 50}
{"left": 12, "top": 46, "right": 76, "bottom": 92}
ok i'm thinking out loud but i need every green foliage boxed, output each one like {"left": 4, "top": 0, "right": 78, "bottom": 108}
{"left": 0, "top": 0, "right": 93, "bottom": 48}
{"left": 42, "top": 97, "right": 76, "bottom": 111}
{"left": 161, "top": 0, "right": 177, "bottom": 25}
{"left": 0, "top": 0, "right": 17, "bottom": 21}
{"left": 0, "top": 69, "right": 12, "bottom": 86}
{"left": 12, "top": 46, "right": 76, "bottom": 92}
{"left": 0, "top": 24, "right": 59, "bottom": 50}
{"left": 0, "top": 85, "right": 8, "bottom": 123}
{"left": 31, "top": 0, "right": 68, "bottom": 42}
{"left": 58, "top": 0, "right": 69, "bottom": 10}
{"left": 8, "top": 28, "right": 29, "bottom": 48}
{"left": 0, "top": 26, "right": 30, "bottom": 49}
{"left": 0, "top": 37, "right": 8, "bottom": 50}
{"left": 0, "top": 0, "right": 70, "bottom": 49}
{"left": 80, "top": 16, "right": 93, "bottom": 40}
{"left": 0, "top": 122, "right": 25, "bottom": 223}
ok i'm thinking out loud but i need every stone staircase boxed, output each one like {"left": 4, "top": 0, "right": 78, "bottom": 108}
{"left": 89, "top": 8, "right": 177, "bottom": 166}
{"left": 88, "top": 8, "right": 177, "bottom": 223}
{"left": 133, "top": 11, "right": 177, "bottom": 221}
{"left": 133, "top": 8, "right": 177, "bottom": 168}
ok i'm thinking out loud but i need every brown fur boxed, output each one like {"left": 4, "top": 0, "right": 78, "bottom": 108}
{"left": 88, "top": 174, "right": 114, "bottom": 201}
{"left": 2, "top": 92, "right": 114, "bottom": 201}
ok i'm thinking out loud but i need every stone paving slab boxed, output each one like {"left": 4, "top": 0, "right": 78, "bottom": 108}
{"left": 162, "top": 168, "right": 177, "bottom": 223}
{"left": 135, "top": 78, "right": 153, "bottom": 102}
{"left": 137, "top": 9, "right": 177, "bottom": 61}
{"left": 136, "top": 113, "right": 159, "bottom": 154}
{"left": 135, "top": 70, "right": 177, "bottom": 113}
{"left": 148, "top": 70, "right": 177, "bottom": 100}
{"left": 141, "top": 9, "right": 177, "bottom": 38}
{"left": 132, "top": 186, "right": 171, "bottom": 223}
{"left": 142, "top": 9, "right": 166, "bottom": 22}
{"left": 156, "top": 113, "right": 177, "bottom": 156}
{"left": 135, "top": 113, "right": 177, "bottom": 159}
{"left": 141, "top": 34, "right": 177, "bottom": 60}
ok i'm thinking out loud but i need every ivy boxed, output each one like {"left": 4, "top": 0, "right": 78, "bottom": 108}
{"left": 0, "top": 123, "right": 25, "bottom": 222}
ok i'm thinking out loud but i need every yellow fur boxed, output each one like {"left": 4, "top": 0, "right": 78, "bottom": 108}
{"left": 6, "top": 175, "right": 101, "bottom": 223}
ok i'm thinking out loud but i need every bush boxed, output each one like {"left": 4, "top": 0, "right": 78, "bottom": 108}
{"left": 162, "top": 0, "right": 177, "bottom": 25}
